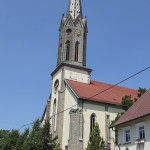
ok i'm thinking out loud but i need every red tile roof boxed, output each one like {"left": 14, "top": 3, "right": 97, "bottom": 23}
{"left": 111, "top": 89, "right": 150, "bottom": 127}
{"left": 66, "top": 80, "right": 138, "bottom": 105}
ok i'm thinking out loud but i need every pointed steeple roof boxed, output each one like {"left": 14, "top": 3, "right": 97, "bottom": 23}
{"left": 67, "top": 0, "right": 83, "bottom": 20}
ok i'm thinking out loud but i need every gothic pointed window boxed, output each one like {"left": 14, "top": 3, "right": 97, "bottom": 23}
{"left": 90, "top": 113, "right": 96, "bottom": 133}
{"left": 53, "top": 99, "right": 56, "bottom": 131}
{"left": 75, "top": 41, "right": 79, "bottom": 61}
{"left": 66, "top": 41, "right": 70, "bottom": 61}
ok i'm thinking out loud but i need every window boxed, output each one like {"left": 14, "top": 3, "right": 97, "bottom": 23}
{"left": 123, "top": 127, "right": 131, "bottom": 143}
{"left": 75, "top": 41, "right": 79, "bottom": 61}
{"left": 66, "top": 29, "right": 72, "bottom": 35}
{"left": 138, "top": 126, "right": 145, "bottom": 139}
{"left": 136, "top": 122, "right": 146, "bottom": 140}
{"left": 65, "top": 146, "right": 68, "bottom": 150}
{"left": 66, "top": 41, "right": 70, "bottom": 61}
{"left": 54, "top": 79, "right": 59, "bottom": 94}
{"left": 90, "top": 113, "right": 96, "bottom": 133}
{"left": 53, "top": 99, "right": 56, "bottom": 131}
{"left": 125, "top": 129, "right": 130, "bottom": 143}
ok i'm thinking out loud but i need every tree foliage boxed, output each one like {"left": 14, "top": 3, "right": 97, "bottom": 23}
{"left": 121, "top": 87, "right": 147, "bottom": 111}
{"left": 86, "top": 123, "right": 105, "bottom": 150}
{"left": 121, "top": 95, "right": 134, "bottom": 111}
{"left": 0, "top": 119, "right": 62, "bottom": 150}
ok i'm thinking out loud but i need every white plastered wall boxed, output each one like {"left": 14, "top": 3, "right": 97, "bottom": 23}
{"left": 118, "top": 116, "right": 150, "bottom": 150}
{"left": 50, "top": 68, "right": 62, "bottom": 129}
{"left": 83, "top": 101, "right": 124, "bottom": 150}
{"left": 41, "top": 110, "right": 47, "bottom": 126}
{"left": 62, "top": 84, "right": 78, "bottom": 149}
{"left": 64, "top": 66, "right": 90, "bottom": 84}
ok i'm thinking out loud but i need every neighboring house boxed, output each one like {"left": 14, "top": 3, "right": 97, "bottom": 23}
{"left": 41, "top": 0, "right": 138, "bottom": 150}
{"left": 111, "top": 89, "right": 150, "bottom": 150}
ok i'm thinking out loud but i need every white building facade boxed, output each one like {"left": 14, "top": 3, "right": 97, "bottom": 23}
{"left": 111, "top": 89, "right": 150, "bottom": 150}
{"left": 42, "top": 0, "right": 138, "bottom": 150}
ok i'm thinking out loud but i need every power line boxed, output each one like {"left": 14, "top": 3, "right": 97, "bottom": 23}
{"left": 88, "top": 66, "right": 150, "bottom": 100}
{"left": 19, "top": 123, "right": 34, "bottom": 130}
{"left": 49, "top": 65, "right": 150, "bottom": 119}
{"left": 19, "top": 65, "right": 150, "bottom": 130}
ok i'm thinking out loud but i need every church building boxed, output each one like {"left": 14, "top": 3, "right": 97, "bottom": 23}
{"left": 42, "top": 0, "right": 138, "bottom": 149}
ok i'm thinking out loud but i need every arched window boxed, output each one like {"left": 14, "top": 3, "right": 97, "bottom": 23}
{"left": 75, "top": 41, "right": 79, "bottom": 61}
{"left": 90, "top": 113, "right": 96, "bottom": 133}
{"left": 54, "top": 79, "right": 59, "bottom": 94}
{"left": 53, "top": 99, "right": 56, "bottom": 130}
{"left": 66, "top": 41, "right": 70, "bottom": 61}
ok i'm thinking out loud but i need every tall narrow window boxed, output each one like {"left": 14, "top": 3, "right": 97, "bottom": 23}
{"left": 53, "top": 99, "right": 56, "bottom": 131}
{"left": 90, "top": 113, "right": 96, "bottom": 133}
{"left": 66, "top": 41, "right": 70, "bottom": 61}
{"left": 123, "top": 127, "right": 131, "bottom": 143}
{"left": 136, "top": 122, "right": 146, "bottom": 141}
{"left": 75, "top": 41, "right": 79, "bottom": 61}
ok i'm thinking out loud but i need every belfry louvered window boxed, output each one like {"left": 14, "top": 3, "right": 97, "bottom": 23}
{"left": 66, "top": 41, "right": 70, "bottom": 61}
{"left": 75, "top": 41, "right": 79, "bottom": 61}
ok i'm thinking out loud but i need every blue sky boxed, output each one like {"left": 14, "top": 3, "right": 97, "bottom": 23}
{"left": 0, "top": 0, "right": 150, "bottom": 131}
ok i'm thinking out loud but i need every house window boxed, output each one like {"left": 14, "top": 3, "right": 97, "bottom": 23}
{"left": 125, "top": 129, "right": 130, "bottom": 143}
{"left": 90, "top": 113, "right": 96, "bottom": 133}
{"left": 138, "top": 126, "right": 145, "bottom": 139}
{"left": 75, "top": 41, "right": 79, "bottom": 61}
{"left": 66, "top": 41, "right": 70, "bottom": 61}
{"left": 123, "top": 127, "right": 131, "bottom": 143}
{"left": 136, "top": 122, "right": 146, "bottom": 140}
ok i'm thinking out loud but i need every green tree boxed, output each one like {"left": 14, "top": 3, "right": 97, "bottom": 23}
{"left": 0, "top": 119, "right": 62, "bottom": 150}
{"left": 15, "top": 129, "right": 29, "bottom": 150}
{"left": 134, "top": 87, "right": 147, "bottom": 102}
{"left": 1, "top": 129, "right": 20, "bottom": 150}
{"left": 0, "top": 130, "right": 9, "bottom": 149}
{"left": 23, "top": 119, "right": 62, "bottom": 150}
{"left": 121, "top": 87, "right": 147, "bottom": 111}
{"left": 121, "top": 95, "right": 133, "bottom": 111}
{"left": 110, "top": 112, "right": 124, "bottom": 145}
{"left": 86, "top": 123, "right": 105, "bottom": 150}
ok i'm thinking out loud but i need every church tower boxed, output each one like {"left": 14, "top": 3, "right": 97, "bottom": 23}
{"left": 57, "top": 0, "right": 88, "bottom": 67}
{"left": 42, "top": 1, "right": 92, "bottom": 149}
{"left": 42, "top": 1, "right": 136, "bottom": 150}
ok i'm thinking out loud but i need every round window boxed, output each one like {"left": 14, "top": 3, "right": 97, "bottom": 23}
{"left": 66, "top": 29, "right": 72, "bottom": 35}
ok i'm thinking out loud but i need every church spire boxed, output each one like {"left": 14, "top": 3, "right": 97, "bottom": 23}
{"left": 57, "top": 0, "right": 87, "bottom": 67}
{"left": 67, "top": 0, "right": 83, "bottom": 20}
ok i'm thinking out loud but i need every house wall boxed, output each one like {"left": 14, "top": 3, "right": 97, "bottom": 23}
{"left": 117, "top": 115, "right": 150, "bottom": 150}
{"left": 83, "top": 101, "right": 124, "bottom": 150}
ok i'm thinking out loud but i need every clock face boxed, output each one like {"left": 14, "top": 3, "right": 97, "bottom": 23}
{"left": 75, "top": 29, "right": 81, "bottom": 37}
